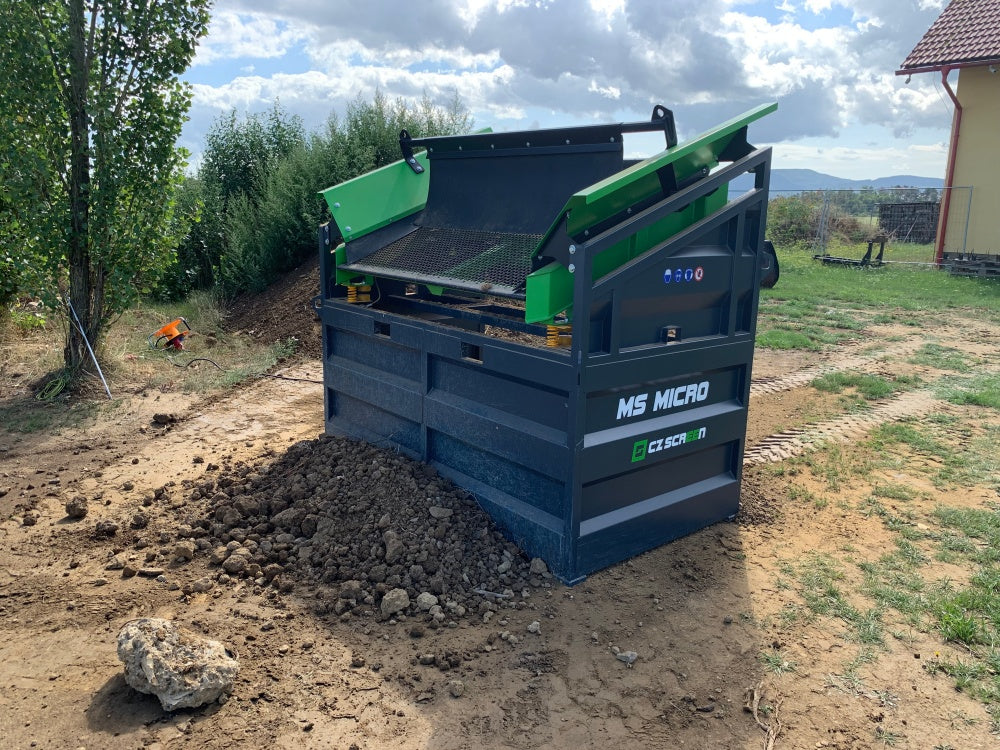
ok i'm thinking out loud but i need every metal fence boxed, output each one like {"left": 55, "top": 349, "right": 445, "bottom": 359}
{"left": 765, "top": 186, "right": 973, "bottom": 265}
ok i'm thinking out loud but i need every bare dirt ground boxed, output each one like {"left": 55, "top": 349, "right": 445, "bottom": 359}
{"left": 1, "top": 277, "right": 999, "bottom": 750}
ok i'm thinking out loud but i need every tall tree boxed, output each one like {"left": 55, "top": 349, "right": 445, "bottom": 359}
{"left": 0, "top": 0, "right": 210, "bottom": 374}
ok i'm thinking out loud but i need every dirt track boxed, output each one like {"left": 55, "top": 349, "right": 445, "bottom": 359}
{"left": 2, "top": 304, "right": 1000, "bottom": 749}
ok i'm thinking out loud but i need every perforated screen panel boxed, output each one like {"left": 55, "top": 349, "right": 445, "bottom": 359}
{"left": 340, "top": 226, "right": 542, "bottom": 296}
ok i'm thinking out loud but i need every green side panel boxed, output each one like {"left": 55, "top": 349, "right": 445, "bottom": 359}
{"left": 525, "top": 262, "right": 574, "bottom": 324}
{"left": 334, "top": 243, "right": 372, "bottom": 286}
{"left": 556, "top": 102, "right": 776, "bottom": 237}
{"left": 525, "top": 103, "right": 775, "bottom": 323}
{"left": 525, "top": 190, "right": 728, "bottom": 324}
{"left": 319, "top": 152, "right": 430, "bottom": 242}
{"left": 590, "top": 187, "right": 730, "bottom": 281}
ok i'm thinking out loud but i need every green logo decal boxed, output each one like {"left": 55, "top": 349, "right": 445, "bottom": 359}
{"left": 629, "top": 426, "right": 707, "bottom": 463}
{"left": 631, "top": 439, "right": 648, "bottom": 463}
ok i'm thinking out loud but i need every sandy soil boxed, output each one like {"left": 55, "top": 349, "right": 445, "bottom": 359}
{"left": 1, "top": 292, "right": 999, "bottom": 750}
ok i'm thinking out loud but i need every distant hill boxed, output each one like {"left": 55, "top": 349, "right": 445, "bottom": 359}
{"left": 731, "top": 168, "right": 944, "bottom": 194}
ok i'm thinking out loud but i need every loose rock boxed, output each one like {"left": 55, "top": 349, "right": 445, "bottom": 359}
{"left": 529, "top": 558, "right": 548, "bottom": 576}
{"left": 380, "top": 588, "right": 410, "bottom": 617}
{"left": 615, "top": 650, "right": 639, "bottom": 667}
{"left": 64, "top": 496, "right": 89, "bottom": 520}
{"left": 117, "top": 618, "right": 239, "bottom": 711}
{"left": 415, "top": 592, "right": 438, "bottom": 611}
{"left": 94, "top": 520, "right": 118, "bottom": 537}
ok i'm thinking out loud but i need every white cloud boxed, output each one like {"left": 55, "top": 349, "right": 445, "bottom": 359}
{"left": 182, "top": 0, "right": 954, "bottom": 176}
{"left": 587, "top": 80, "right": 621, "bottom": 99}
{"left": 193, "top": 11, "right": 309, "bottom": 65}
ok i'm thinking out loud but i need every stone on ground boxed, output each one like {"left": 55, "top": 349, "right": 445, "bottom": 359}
{"left": 116, "top": 617, "right": 239, "bottom": 711}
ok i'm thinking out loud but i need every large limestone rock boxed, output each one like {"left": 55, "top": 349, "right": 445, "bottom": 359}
{"left": 380, "top": 587, "right": 410, "bottom": 616}
{"left": 117, "top": 618, "right": 239, "bottom": 711}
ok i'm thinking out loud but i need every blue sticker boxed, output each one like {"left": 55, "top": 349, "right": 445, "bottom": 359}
{"left": 684, "top": 268, "right": 694, "bottom": 282}
{"left": 674, "top": 269, "right": 683, "bottom": 283}
{"left": 663, "top": 269, "right": 672, "bottom": 283}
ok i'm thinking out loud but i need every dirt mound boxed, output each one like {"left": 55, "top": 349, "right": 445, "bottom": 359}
{"left": 183, "top": 434, "right": 544, "bottom": 623}
{"left": 224, "top": 256, "right": 323, "bottom": 358}
{"left": 735, "top": 467, "right": 784, "bottom": 526}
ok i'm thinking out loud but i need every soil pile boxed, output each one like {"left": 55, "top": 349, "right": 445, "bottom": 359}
{"left": 224, "top": 255, "right": 322, "bottom": 357}
{"left": 182, "top": 434, "right": 544, "bottom": 624}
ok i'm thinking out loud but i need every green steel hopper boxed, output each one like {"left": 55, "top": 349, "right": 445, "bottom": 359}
{"left": 316, "top": 103, "right": 778, "bottom": 583}
{"left": 320, "top": 103, "right": 778, "bottom": 328}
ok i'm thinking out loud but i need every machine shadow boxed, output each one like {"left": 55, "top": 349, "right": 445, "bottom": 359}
{"left": 410, "top": 519, "right": 764, "bottom": 749}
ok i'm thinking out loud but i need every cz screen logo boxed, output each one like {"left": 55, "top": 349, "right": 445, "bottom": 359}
{"left": 631, "top": 427, "right": 706, "bottom": 463}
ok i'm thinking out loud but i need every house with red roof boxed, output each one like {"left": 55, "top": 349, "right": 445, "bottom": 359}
{"left": 898, "top": 0, "right": 1000, "bottom": 265}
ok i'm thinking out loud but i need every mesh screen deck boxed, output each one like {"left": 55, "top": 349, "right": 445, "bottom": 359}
{"left": 340, "top": 227, "right": 542, "bottom": 296}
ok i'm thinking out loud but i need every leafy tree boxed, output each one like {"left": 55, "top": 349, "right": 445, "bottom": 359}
{"left": 214, "top": 90, "right": 473, "bottom": 298}
{"left": 165, "top": 103, "right": 305, "bottom": 297}
{"left": 767, "top": 195, "right": 819, "bottom": 246}
{"left": 0, "top": 0, "right": 210, "bottom": 375}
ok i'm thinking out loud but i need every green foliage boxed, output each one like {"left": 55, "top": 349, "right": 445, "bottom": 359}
{"left": 213, "top": 90, "right": 472, "bottom": 298}
{"left": 907, "top": 342, "right": 975, "bottom": 373}
{"left": 937, "top": 373, "right": 1000, "bottom": 410}
{"left": 9, "top": 308, "right": 48, "bottom": 331}
{"left": 810, "top": 371, "right": 920, "bottom": 400}
{"left": 164, "top": 104, "right": 306, "bottom": 298}
{"left": 766, "top": 195, "right": 817, "bottom": 246}
{"left": 156, "top": 174, "right": 210, "bottom": 299}
{"left": 760, "top": 246, "right": 999, "bottom": 318}
{"left": 765, "top": 192, "right": 869, "bottom": 247}
{"left": 756, "top": 329, "right": 820, "bottom": 350}
{"left": 0, "top": 0, "right": 210, "bottom": 374}
{"left": 155, "top": 90, "right": 473, "bottom": 300}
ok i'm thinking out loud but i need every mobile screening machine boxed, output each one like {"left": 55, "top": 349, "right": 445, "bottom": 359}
{"left": 316, "top": 103, "right": 778, "bottom": 582}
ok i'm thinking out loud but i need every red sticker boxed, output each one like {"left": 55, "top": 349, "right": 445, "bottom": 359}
{"left": 694, "top": 266, "right": 704, "bottom": 281}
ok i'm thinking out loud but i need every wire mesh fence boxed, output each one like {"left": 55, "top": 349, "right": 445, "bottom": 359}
{"left": 765, "top": 186, "right": 973, "bottom": 265}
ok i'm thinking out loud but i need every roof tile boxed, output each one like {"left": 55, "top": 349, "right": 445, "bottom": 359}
{"left": 900, "top": 0, "right": 1000, "bottom": 70}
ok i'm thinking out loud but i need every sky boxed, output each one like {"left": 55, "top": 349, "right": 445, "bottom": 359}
{"left": 180, "top": 0, "right": 957, "bottom": 180}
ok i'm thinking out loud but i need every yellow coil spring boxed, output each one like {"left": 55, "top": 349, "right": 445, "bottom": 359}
{"left": 546, "top": 324, "right": 571, "bottom": 347}
{"left": 346, "top": 285, "right": 372, "bottom": 303}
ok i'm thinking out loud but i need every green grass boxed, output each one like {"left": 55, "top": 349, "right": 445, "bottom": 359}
{"left": 0, "top": 291, "right": 302, "bottom": 434}
{"left": 756, "top": 244, "right": 999, "bottom": 352}
{"left": 874, "top": 726, "right": 905, "bottom": 746}
{"left": 868, "top": 420, "right": 946, "bottom": 455}
{"left": 907, "top": 342, "right": 976, "bottom": 372}
{"left": 811, "top": 371, "right": 921, "bottom": 401}
{"left": 759, "top": 649, "right": 797, "bottom": 674}
{"left": 858, "top": 544, "right": 929, "bottom": 626}
{"left": 936, "top": 373, "right": 1000, "bottom": 410}
{"left": 871, "top": 482, "right": 922, "bottom": 502}
{"left": 932, "top": 506, "right": 1000, "bottom": 556}
{"left": 115, "top": 293, "right": 300, "bottom": 392}
{"left": 0, "top": 398, "right": 100, "bottom": 433}
{"left": 8, "top": 308, "right": 48, "bottom": 331}
{"left": 783, "top": 552, "right": 886, "bottom": 645}
{"left": 762, "top": 246, "right": 1000, "bottom": 318}
{"left": 756, "top": 329, "right": 820, "bottom": 350}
